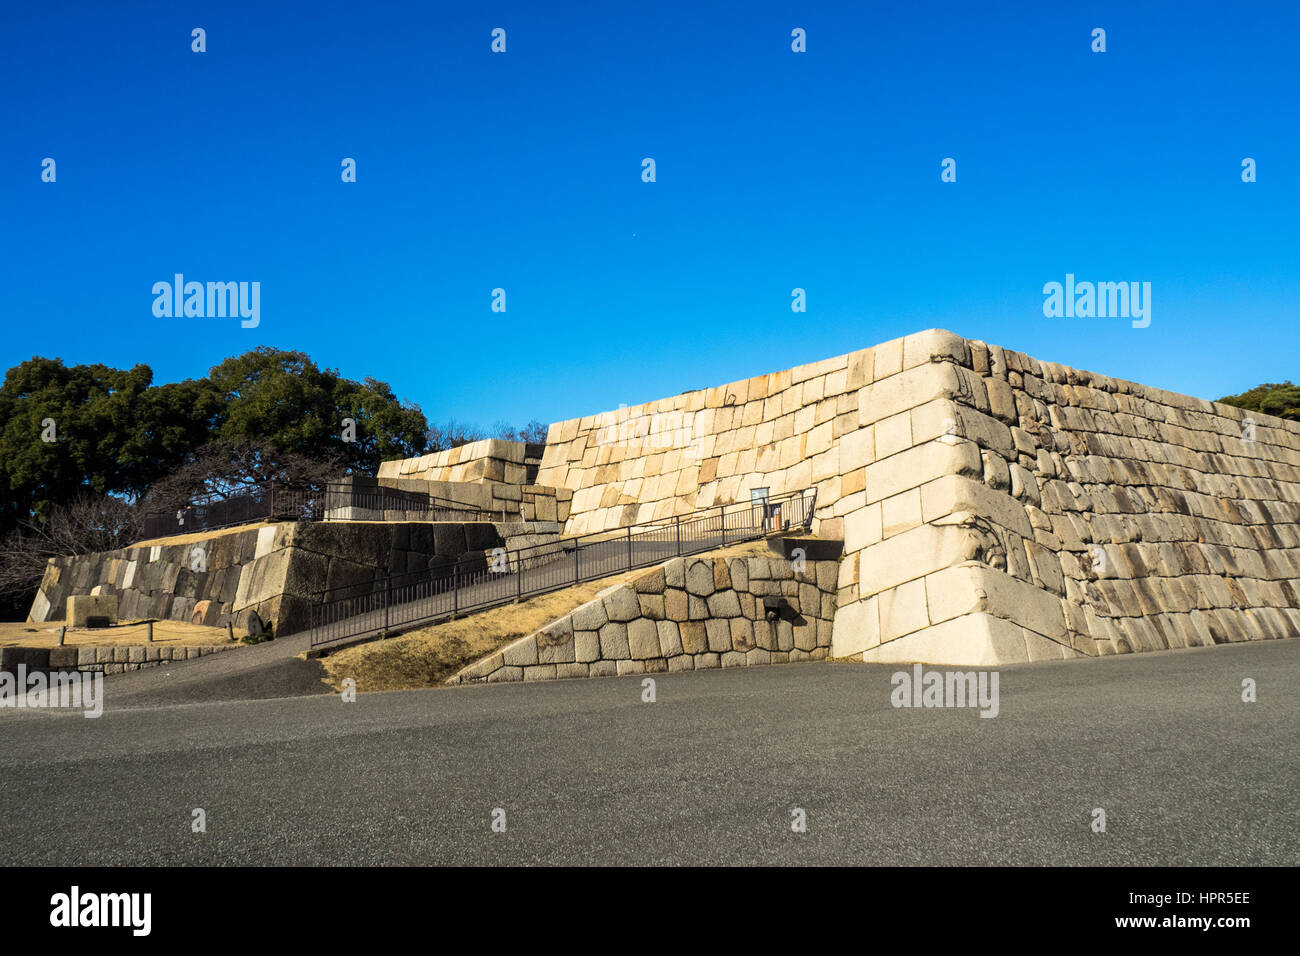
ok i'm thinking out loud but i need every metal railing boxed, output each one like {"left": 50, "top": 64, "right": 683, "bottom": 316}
{"left": 308, "top": 488, "right": 817, "bottom": 649}
{"left": 321, "top": 484, "right": 497, "bottom": 523}
{"left": 141, "top": 484, "right": 318, "bottom": 539}
{"left": 140, "top": 481, "right": 495, "bottom": 540}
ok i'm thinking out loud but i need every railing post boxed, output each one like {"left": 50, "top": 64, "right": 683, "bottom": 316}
{"left": 675, "top": 516, "right": 681, "bottom": 556}
{"left": 453, "top": 563, "right": 459, "bottom": 615}
{"left": 626, "top": 526, "right": 632, "bottom": 570}
{"left": 384, "top": 575, "right": 391, "bottom": 632}
{"left": 574, "top": 542, "right": 580, "bottom": 584}
{"left": 720, "top": 505, "right": 726, "bottom": 545}
{"left": 516, "top": 553, "right": 523, "bottom": 602}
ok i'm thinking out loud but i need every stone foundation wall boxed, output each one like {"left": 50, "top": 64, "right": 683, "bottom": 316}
{"left": 29, "top": 523, "right": 294, "bottom": 632}
{"left": 531, "top": 327, "right": 1300, "bottom": 664}
{"left": 29, "top": 520, "right": 563, "bottom": 638}
{"left": 377, "top": 438, "right": 543, "bottom": 486}
{"left": 1, "top": 643, "right": 236, "bottom": 676}
{"left": 537, "top": 352, "right": 864, "bottom": 537}
{"left": 831, "top": 330, "right": 1300, "bottom": 663}
{"left": 448, "top": 544, "right": 840, "bottom": 685}
{"left": 375, "top": 475, "right": 573, "bottom": 525}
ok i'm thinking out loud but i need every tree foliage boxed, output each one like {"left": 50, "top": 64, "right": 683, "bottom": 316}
{"left": 0, "top": 494, "right": 143, "bottom": 616}
{"left": 1218, "top": 381, "right": 1300, "bottom": 422}
{"left": 0, "top": 358, "right": 219, "bottom": 530}
{"left": 0, "top": 348, "right": 432, "bottom": 535}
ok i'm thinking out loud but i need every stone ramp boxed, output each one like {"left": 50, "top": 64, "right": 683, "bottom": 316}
{"left": 95, "top": 631, "right": 329, "bottom": 708}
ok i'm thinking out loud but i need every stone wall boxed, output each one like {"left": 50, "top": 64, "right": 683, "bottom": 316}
{"left": 377, "top": 438, "right": 543, "bottom": 486}
{"left": 29, "top": 519, "right": 563, "bottom": 637}
{"left": 448, "top": 543, "right": 841, "bottom": 684}
{"left": 375, "top": 475, "right": 573, "bottom": 525}
{"left": 532, "top": 328, "right": 1299, "bottom": 664}
{"left": 29, "top": 523, "right": 293, "bottom": 632}
{"left": 1, "top": 643, "right": 236, "bottom": 676}
{"left": 537, "top": 352, "right": 861, "bottom": 537}
{"left": 830, "top": 330, "right": 1300, "bottom": 663}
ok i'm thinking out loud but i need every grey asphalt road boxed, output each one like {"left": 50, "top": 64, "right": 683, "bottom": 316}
{"left": 0, "top": 639, "right": 1295, "bottom": 866}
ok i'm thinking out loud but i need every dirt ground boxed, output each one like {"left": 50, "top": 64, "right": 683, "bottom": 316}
{"left": 0, "top": 619, "right": 238, "bottom": 648}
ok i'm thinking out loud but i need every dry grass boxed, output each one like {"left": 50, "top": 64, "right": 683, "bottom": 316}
{"left": 316, "top": 539, "right": 774, "bottom": 693}
{"left": 315, "top": 569, "right": 644, "bottom": 693}
{"left": 128, "top": 521, "right": 280, "bottom": 549}
{"left": 0, "top": 619, "right": 238, "bottom": 648}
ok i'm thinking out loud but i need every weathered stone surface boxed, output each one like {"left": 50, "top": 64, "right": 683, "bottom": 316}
{"left": 602, "top": 587, "right": 641, "bottom": 623}
{"left": 665, "top": 589, "right": 688, "bottom": 621}
{"left": 685, "top": 561, "right": 715, "bottom": 597}
{"left": 598, "top": 621, "right": 630, "bottom": 658}
{"left": 704, "top": 618, "right": 731, "bottom": 653}
{"left": 66, "top": 594, "right": 117, "bottom": 627}
{"left": 501, "top": 637, "right": 539, "bottom": 667}
{"left": 574, "top": 630, "right": 601, "bottom": 663}
{"left": 679, "top": 621, "right": 708, "bottom": 655}
{"left": 706, "top": 590, "right": 742, "bottom": 617}
{"left": 634, "top": 567, "right": 666, "bottom": 594}
{"left": 571, "top": 599, "right": 609, "bottom": 632}
{"left": 627, "top": 618, "right": 661, "bottom": 659}
{"left": 656, "top": 620, "right": 683, "bottom": 657}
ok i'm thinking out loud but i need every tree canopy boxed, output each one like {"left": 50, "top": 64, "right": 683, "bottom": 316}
{"left": 0, "top": 348, "right": 431, "bottom": 534}
{"left": 1218, "top": 381, "right": 1300, "bottom": 422}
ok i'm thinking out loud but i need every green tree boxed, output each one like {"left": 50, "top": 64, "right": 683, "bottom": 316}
{"left": 1218, "top": 382, "right": 1300, "bottom": 422}
{"left": 0, "top": 358, "right": 217, "bottom": 530}
{"left": 206, "top": 347, "right": 429, "bottom": 472}
{"left": 0, "top": 348, "right": 430, "bottom": 535}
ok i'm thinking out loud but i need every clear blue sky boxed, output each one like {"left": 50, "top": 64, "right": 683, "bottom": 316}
{"left": 3, "top": 0, "right": 1297, "bottom": 429}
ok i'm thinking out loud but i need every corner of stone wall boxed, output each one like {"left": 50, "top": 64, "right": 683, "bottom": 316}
{"left": 831, "top": 329, "right": 1092, "bottom": 665}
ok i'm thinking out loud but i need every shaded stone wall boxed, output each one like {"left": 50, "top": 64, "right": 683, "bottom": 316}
{"left": 2, "top": 643, "right": 236, "bottom": 676}
{"left": 29, "top": 520, "right": 563, "bottom": 638}
{"left": 448, "top": 545, "right": 840, "bottom": 685}
{"left": 29, "top": 523, "right": 291, "bottom": 632}
{"left": 375, "top": 475, "right": 573, "bottom": 524}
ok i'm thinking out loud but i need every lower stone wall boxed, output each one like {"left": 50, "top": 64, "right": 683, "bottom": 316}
{"left": 448, "top": 543, "right": 841, "bottom": 685}
{"left": 378, "top": 438, "right": 543, "bottom": 486}
{"left": 29, "top": 523, "right": 294, "bottom": 632}
{"left": 29, "top": 520, "right": 563, "bottom": 638}
{"left": 1, "top": 643, "right": 236, "bottom": 676}
{"left": 376, "top": 475, "right": 573, "bottom": 524}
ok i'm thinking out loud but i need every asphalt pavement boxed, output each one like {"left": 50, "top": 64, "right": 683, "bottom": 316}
{"left": 1, "top": 638, "right": 1295, "bottom": 865}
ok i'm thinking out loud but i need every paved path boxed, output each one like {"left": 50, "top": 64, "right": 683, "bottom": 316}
{"left": 84, "top": 631, "right": 328, "bottom": 708}
{"left": 1, "top": 639, "right": 1294, "bottom": 865}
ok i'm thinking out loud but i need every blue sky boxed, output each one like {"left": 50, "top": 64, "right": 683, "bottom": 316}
{"left": 3, "top": 0, "right": 1297, "bottom": 430}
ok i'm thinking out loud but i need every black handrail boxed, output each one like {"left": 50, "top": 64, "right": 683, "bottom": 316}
{"left": 307, "top": 488, "right": 817, "bottom": 649}
{"left": 139, "top": 480, "right": 497, "bottom": 540}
